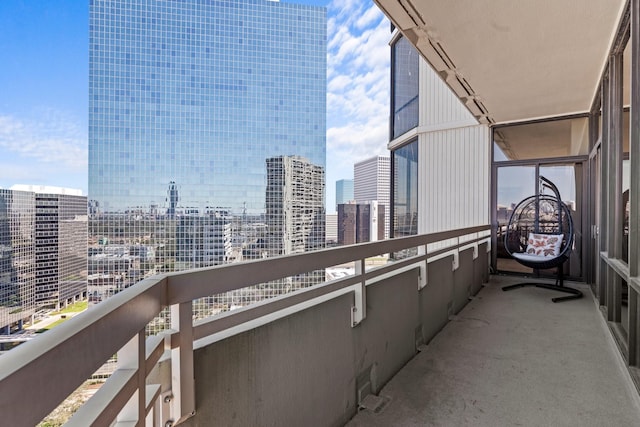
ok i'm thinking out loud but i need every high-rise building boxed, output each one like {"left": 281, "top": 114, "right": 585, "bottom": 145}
{"left": 335, "top": 179, "right": 354, "bottom": 210}
{"left": 325, "top": 213, "right": 337, "bottom": 245}
{"left": 0, "top": 189, "right": 35, "bottom": 335}
{"left": 0, "top": 186, "right": 87, "bottom": 334}
{"left": 266, "top": 156, "right": 325, "bottom": 257}
{"left": 33, "top": 189, "right": 88, "bottom": 309}
{"left": 354, "top": 155, "right": 390, "bottom": 239}
{"left": 88, "top": 0, "right": 326, "bottom": 296}
{"left": 337, "top": 203, "right": 356, "bottom": 245}
{"left": 265, "top": 155, "right": 325, "bottom": 290}
{"left": 337, "top": 201, "right": 385, "bottom": 245}
{"left": 176, "top": 210, "right": 232, "bottom": 269}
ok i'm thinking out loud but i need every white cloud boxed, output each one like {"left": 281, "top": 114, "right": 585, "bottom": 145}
{"left": 327, "top": 74, "right": 351, "bottom": 92}
{"left": 327, "top": 122, "right": 388, "bottom": 160}
{"left": 329, "top": 0, "right": 363, "bottom": 20}
{"left": 355, "top": 3, "right": 384, "bottom": 30}
{"left": 326, "top": 0, "right": 390, "bottom": 143}
{"left": 324, "top": 0, "right": 391, "bottom": 212}
{"left": 0, "top": 109, "right": 88, "bottom": 171}
{"left": 0, "top": 163, "right": 45, "bottom": 183}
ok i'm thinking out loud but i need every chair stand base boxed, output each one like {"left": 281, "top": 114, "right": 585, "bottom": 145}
{"left": 502, "top": 282, "right": 583, "bottom": 303}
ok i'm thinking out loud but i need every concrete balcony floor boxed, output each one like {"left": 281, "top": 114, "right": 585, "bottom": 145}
{"left": 348, "top": 275, "right": 640, "bottom": 426}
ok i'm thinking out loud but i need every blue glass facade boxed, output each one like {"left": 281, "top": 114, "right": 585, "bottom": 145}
{"left": 335, "top": 179, "right": 354, "bottom": 209}
{"left": 89, "top": 0, "right": 326, "bottom": 285}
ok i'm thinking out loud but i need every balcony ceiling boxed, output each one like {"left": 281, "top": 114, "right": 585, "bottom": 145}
{"left": 375, "top": 0, "right": 627, "bottom": 125}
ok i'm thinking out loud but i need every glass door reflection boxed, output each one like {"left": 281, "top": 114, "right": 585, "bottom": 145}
{"left": 496, "top": 166, "right": 535, "bottom": 273}
{"left": 539, "top": 164, "right": 581, "bottom": 280}
{"left": 496, "top": 163, "right": 583, "bottom": 280}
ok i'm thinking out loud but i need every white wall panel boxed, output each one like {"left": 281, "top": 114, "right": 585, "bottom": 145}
{"left": 418, "top": 124, "right": 490, "bottom": 234}
{"left": 419, "top": 58, "right": 477, "bottom": 129}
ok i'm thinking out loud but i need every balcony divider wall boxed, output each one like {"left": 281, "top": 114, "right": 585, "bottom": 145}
{"left": 630, "top": 0, "right": 640, "bottom": 367}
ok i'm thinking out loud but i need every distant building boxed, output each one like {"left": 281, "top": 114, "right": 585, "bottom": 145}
{"left": 265, "top": 156, "right": 325, "bottom": 290}
{"left": 33, "top": 190, "right": 88, "bottom": 309}
{"left": 337, "top": 201, "right": 385, "bottom": 245}
{"left": 325, "top": 213, "right": 338, "bottom": 245}
{"left": 337, "top": 204, "right": 357, "bottom": 245}
{"left": 266, "top": 156, "right": 325, "bottom": 256}
{"left": 0, "top": 186, "right": 87, "bottom": 334}
{"left": 335, "top": 179, "right": 354, "bottom": 210}
{"left": 167, "top": 182, "right": 178, "bottom": 219}
{"left": 354, "top": 155, "right": 390, "bottom": 239}
{"left": 176, "top": 211, "right": 232, "bottom": 269}
{"left": 0, "top": 189, "right": 35, "bottom": 334}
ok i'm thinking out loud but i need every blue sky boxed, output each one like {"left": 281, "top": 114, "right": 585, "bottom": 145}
{"left": 0, "top": 0, "right": 390, "bottom": 213}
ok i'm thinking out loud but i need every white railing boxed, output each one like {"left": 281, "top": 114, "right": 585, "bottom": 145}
{"left": 0, "top": 225, "right": 490, "bottom": 427}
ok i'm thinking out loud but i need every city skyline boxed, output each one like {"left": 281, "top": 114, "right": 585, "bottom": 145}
{"left": 0, "top": 0, "right": 391, "bottom": 213}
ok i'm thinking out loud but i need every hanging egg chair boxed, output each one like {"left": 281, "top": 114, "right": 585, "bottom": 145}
{"left": 502, "top": 176, "right": 582, "bottom": 302}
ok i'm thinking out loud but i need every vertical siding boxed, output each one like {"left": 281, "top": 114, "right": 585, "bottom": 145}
{"left": 418, "top": 124, "right": 490, "bottom": 234}
{"left": 403, "top": 58, "right": 488, "bottom": 237}
{"left": 419, "top": 58, "right": 477, "bottom": 129}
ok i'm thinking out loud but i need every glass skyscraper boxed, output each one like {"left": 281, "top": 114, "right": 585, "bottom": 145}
{"left": 88, "top": 0, "right": 326, "bottom": 293}
{"left": 335, "top": 179, "right": 354, "bottom": 210}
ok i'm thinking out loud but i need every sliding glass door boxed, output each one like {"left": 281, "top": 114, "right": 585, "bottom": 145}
{"left": 494, "top": 162, "right": 584, "bottom": 280}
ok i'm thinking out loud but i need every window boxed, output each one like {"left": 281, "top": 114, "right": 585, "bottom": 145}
{"left": 391, "top": 37, "right": 419, "bottom": 139}
{"left": 392, "top": 139, "right": 418, "bottom": 237}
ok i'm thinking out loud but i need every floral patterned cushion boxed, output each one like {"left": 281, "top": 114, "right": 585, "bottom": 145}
{"left": 525, "top": 233, "right": 564, "bottom": 257}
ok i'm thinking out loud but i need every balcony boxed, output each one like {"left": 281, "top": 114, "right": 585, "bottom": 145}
{"left": 348, "top": 275, "right": 640, "bottom": 426}
{"left": 1, "top": 224, "right": 639, "bottom": 426}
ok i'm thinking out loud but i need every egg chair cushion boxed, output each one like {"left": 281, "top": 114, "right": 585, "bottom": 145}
{"left": 524, "top": 233, "right": 564, "bottom": 257}
{"left": 513, "top": 252, "right": 557, "bottom": 263}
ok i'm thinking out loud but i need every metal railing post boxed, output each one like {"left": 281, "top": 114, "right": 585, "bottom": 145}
{"left": 352, "top": 259, "right": 367, "bottom": 326}
{"left": 418, "top": 244, "right": 428, "bottom": 289}
{"left": 116, "top": 330, "right": 146, "bottom": 425}
{"left": 170, "top": 301, "right": 195, "bottom": 423}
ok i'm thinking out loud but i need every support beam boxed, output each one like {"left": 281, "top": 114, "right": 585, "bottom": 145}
{"left": 600, "top": 73, "right": 610, "bottom": 308}
{"left": 609, "top": 53, "right": 624, "bottom": 261}
{"left": 629, "top": 0, "right": 640, "bottom": 366}
{"left": 353, "top": 259, "right": 367, "bottom": 325}
{"left": 608, "top": 52, "right": 624, "bottom": 322}
{"left": 170, "top": 302, "right": 195, "bottom": 424}
{"left": 117, "top": 332, "right": 146, "bottom": 426}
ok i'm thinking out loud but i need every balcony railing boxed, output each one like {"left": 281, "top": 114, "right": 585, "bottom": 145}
{"left": 0, "top": 224, "right": 490, "bottom": 426}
